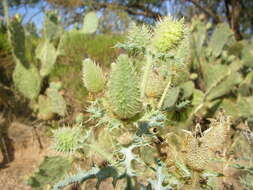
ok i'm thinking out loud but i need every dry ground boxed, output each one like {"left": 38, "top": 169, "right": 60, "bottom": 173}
{"left": 0, "top": 121, "right": 53, "bottom": 190}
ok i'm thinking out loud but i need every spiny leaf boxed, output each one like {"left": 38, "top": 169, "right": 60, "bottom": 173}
{"left": 27, "top": 156, "right": 72, "bottom": 190}
{"left": 148, "top": 160, "right": 171, "bottom": 190}
{"left": 53, "top": 166, "right": 118, "bottom": 190}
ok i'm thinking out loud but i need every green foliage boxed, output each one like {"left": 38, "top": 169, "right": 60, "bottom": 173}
{"left": 34, "top": 82, "right": 66, "bottom": 120}
{"left": 58, "top": 31, "right": 123, "bottom": 65}
{"left": 3, "top": 6, "right": 252, "bottom": 189}
{"left": 49, "top": 63, "right": 88, "bottom": 103}
{"left": 27, "top": 156, "right": 72, "bottom": 189}
{"left": 37, "top": 95, "right": 54, "bottom": 120}
{"left": 43, "top": 11, "right": 62, "bottom": 41}
{"left": 46, "top": 82, "right": 66, "bottom": 116}
{"left": 188, "top": 17, "right": 253, "bottom": 125}
{"left": 162, "top": 87, "right": 180, "bottom": 110}
{"left": 85, "top": 34, "right": 124, "bottom": 65}
{"left": 202, "top": 63, "right": 242, "bottom": 100}
{"left": 12, "top": 62, "right": 41, "bottom": 99}
{"left": 8, "top": 17, "right": 27, "bottom": 65}
{"left": 36, "top": 39, "right": 57, "bottom": 77}
{"left": 241, "top": 40, "right": 253, "bottom": 68}
{"left": 208, "top": 23, "right": 233, "bottom": 57}
{"left": 106, "top": 54, "right": 142, "bottom": 119}
{"left": 0, "top": 31, "right": 10, "bottom": 51}
{"left": 81, "top": 11, "right": 99, "bottom": 34}
{"left": 82, "top": 58, "right": 105, "bottom": 93}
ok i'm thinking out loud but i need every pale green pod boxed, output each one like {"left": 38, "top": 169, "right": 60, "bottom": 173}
{"left": 53, "top": 127, "right": 81, "bottom": 154}
{"left": 151, "top": 16, "right": 185, "bottom": 53}
{"left": 82, "top": 58, "right": 105, "bottom": 93}
{"left": 106, "top": 54, "right": 142, "bottom": 119}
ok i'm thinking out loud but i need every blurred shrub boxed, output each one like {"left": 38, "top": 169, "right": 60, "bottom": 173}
{"left": 50, "top": 33, "right": 124, "bottom": 103}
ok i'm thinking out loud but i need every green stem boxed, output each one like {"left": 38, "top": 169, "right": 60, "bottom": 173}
{"left": 191, "top": 171, "right": 200, "bottom": 189}
{"left": 157, "top": 79, "right": 171, "bottom": 109}
{"left": 140, "top": 53, "right": 152, "bottom": 99}
{"left": 2, "top": 0, "right": 10, "bottom": 27}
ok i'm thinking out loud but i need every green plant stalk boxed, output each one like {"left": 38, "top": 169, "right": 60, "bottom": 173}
{"left": 2, "top": 0, "right": 10, "bottom": 28}
{"left": 191, "top": 171, "right": 200, "bottom": 189}
{"left": 2, "top": 0, "right": 12, "bottom": 56}
{"left": 158, "top": 79, "right": 172, "bottom": 109}
{"left": 2, "top": 0, "right": 23, "bottom": 66}
{"left": 140, "top": 53, "right": 152, "bottom": 99}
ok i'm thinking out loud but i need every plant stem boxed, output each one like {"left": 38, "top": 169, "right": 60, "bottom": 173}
{"left": 2, "top": 0, "right": 10, "bottom": 27}
{"left": 157, "top": 79, "right": 171, "bottom": 109}
{"left": 140, "top": 53, "right": 152, "bottom": 99}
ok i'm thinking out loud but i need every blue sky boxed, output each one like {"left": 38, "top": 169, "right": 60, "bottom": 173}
{"left": 9, "top": 1, "right": 47, "bottom": 29}
{"left": 9, "top": 1, "right": 174, "bottom": 30}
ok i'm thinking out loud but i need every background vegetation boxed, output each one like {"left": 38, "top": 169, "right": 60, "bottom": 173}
{"left": 0, "top": 0, "right": 252, "bottom": 190}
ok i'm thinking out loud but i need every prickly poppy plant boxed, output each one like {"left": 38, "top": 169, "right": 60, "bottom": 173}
{"left": 3, "top": 0, "right": 252, "bottom": 187}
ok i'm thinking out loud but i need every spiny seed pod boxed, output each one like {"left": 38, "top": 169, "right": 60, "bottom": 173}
{"left": 117, "top": 23, "right": 151, "bottom": 55}
{"left": 82, "top": 58, "right": 105, "bottom": 93}
{"left": 200, "top": 113, "right": 231, "bottom": 153}
{"left": 53, "top": 127, "right": 80, "bottom": 154}
{"left": 106, "top": 54, "right": 142, "bottom": 119}
{"left": 151, "top": 16, "right": 185, "bottom": 53}
{"left": 181, "top": 131, "right": 209, "bottom": 171}
{"left": 145, "top": 71, "right": 167, "bottom": 97}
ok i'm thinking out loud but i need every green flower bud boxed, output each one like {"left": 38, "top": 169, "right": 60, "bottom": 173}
{"left": 53, "top": 127, "right": 80, "bottom": 154}
{"left": 152, "top": 17, "right": 185, "bottom": 53}
{"left": 82, "top": 58, "right": 105, "bottom": 93}
{"left": 106, "top": 54, "right": 142, "bottom": 119}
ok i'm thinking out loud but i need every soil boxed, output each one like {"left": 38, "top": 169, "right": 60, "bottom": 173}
{"left": 0, "top": 118, "right": 252, "bottom": 190}
{"left": 0, "top": 120, "right": 115, "bottom": 190}
{"left": 0, "top": 121, "right": 53, "bottom": 190}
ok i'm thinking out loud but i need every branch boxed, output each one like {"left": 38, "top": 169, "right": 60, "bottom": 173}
{"left": 187, "top": 0, "right": 221, "bottom": 23}
{"left": 86, "top": 2, "right": 162, "bottom": 20}
{"left": 230, "top": 0, "right": 243, "bottom": 40}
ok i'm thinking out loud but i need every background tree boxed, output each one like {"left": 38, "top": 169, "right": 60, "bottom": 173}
{"left": 2, "top": 0, "right": 253, "bottom": 38}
